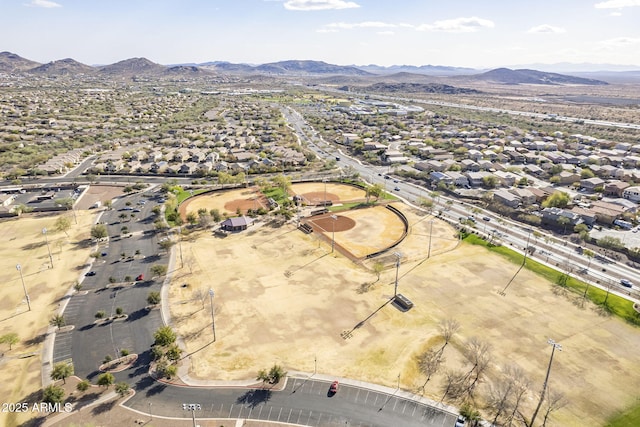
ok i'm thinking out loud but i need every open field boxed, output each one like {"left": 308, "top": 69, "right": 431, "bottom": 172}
{"left": 168, "top": 199, "right": 640, "bottom": 426}
{"left": 0, "top": 210, "right": 98, "bottom": 427}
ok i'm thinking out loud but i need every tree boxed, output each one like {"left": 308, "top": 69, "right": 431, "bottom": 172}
{"left": 97, "top": 372, "right": 115, "bottom": 388}
{"left": 50, "top": 314, "right": 66, "bottom": 329}
{"left": 210, "top": 208, "right": 222, "bottom": 222}
{"left": 541, "top": 191, "right": 570, "bottom": 208}
{"left": 76, "top": 379, "right": 90, "bottom": 392}
{"left": 166, "top": 343, "right": 182, "bottom": 361}
{"left": 153, "top": 326, "right": 177, "bottom": 346}
{"left": 104, "top": 199, "right": 113, "bottom": 210}
{"left": 417, "top": 348, "right": 444, "bottom": 388}
{"left": 482, "top": 175, "right": 498, "bottom": 189}
{"left": 438, "top": 318, "right": 460, "bottom": 348}
{"left": 368, "top": 183, "right": 384, "bottom": 200}
{"left": 54, "top": 197, "right": 74, "bottom": 210}
{"left": 557, "top": 216, "right": 570, "bottom": 234}
{"left": 51, "top": 362, "right": 74, "bottom": 384}
{"left": 186, "top": 212, "right": 198, "bottom": 226}
{"left": 0, "top": 333, "right": 19, "bottom": 350}
{"left": 150, "top": 264, "right": 168, "bottom": 277}
{"left": 573, "top": 223, "right": 589, "bottom": 234}
{"left": 257, "top": 364, "right": 287, "bottom": 384}
{"left": 115, "top": 382, "right": 130, "bottom": 397}
{"left": 42, "top": 384, "right": 65, "bottom": 404}
{"left": 158, "top": 239, "right": 175, "bottom": 251}
{"left": 541, "top": 389, "right": 567, "bottom": 427}
{"left": 372, "top": 262, "right": 384, "bottom": 282}
{"left": 147, "top": 291, "right": 161, "bottom": 305}
{"left": 90, "top": 224, "right": 108, "bottom": 241}
{"left": 54, "top": 216, "right": 72, "bottom": 237}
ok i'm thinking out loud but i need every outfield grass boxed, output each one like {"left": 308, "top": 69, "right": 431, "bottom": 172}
{"left": 464, "top": 234, "right": 640, "bottom": 326}
{"left": 604, "top": 405, "right": 640, "bottom": 427}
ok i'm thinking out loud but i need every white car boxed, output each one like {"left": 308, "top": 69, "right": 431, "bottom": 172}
{"left": 455, "top": 415, "right": 466, "bottom": 427}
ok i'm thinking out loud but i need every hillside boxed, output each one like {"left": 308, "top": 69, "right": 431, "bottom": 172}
{"left": 469, "top": 68, "right": 608, "bottom": 85}
{"left": 0, "top": 51, "right": 41, "bottom": 73}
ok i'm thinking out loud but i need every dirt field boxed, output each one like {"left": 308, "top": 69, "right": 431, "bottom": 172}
{"left": 73, "top": 184, "right": 125, "bottom": 210}
{"left": 0, "top": 209, "right": 98, "bottom": 427}
{"left": 291, "top": 182, "right": 367, "bottom": 205}
{"left": 179, "top": 187, "right": 269, "bottom": 220}
{"left": 167, "top": 203, "right": 640, "bottom": 426}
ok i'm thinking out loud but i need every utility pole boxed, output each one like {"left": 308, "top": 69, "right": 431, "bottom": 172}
{"left": 43, "top": 228, "right": 53, "bottom": 268}
{"left": 209, "top": 289, "right": 216, "bottom": 342}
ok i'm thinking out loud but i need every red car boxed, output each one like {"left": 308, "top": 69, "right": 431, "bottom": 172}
{"left": 329, "top": 381, "right": 339, "bottom": 394}
{"left": 136, "top": 274, "right": 144, "bottom": 281}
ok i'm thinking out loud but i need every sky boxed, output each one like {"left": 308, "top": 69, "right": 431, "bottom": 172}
{"left": 2, "top": 0, "right": 640, "bottom": 69}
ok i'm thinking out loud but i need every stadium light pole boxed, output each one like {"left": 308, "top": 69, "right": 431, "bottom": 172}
{"left": 330, "top": 214, "right": 337, "bottom": 253}
{"left": 530, "top": 338, "right": 562, "bottom": 427}
{"left": 16, "top": 264, "right": 31, "bottom": 311}
{"left": 43, "top": 227, "right": 53, "bottom": 268}
{"left": 393, "top": 252, "right": 402, "bottom": 297}
{"left": 209, "top": 289, "right": 216, "bottom": 342}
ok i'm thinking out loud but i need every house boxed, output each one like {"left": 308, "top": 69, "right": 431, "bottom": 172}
{"left": 541, "top": 207, "right": 582, "bottom": 227}
{"left": 571, "top": 207, "right": 597, "bottom": 226}
{"left": 523, "top": 164, "right": 544, "bottom": 176}
{"left": 493, "top": 170, "right": 518, "bottom": 187}
{"left": 580, "top": 177, "right": 606, "bottom": 191}
{"left": 493, "top": 189, "right": 521, "bottom": 208}
{"left": 220, "top": 216, "right": 254, "bottom": 232}
{"left": 465, "top": 171, "right": 494, "bottom": 187}
{"left": 341, "top": 133, "right": 359, "bottom": 145}
{"left": 446, "top": 171, "right": 469, "bottom": 187}
{"left": 460, "top": 159, "right": 480, "bottom": 172}
{"left": 509, "top": 188, "right": 536, "bottom": 205}
{"left": 430, "top": 171, "right": 453, "bottom": 186}
{"left": 590, "top": 200, "right": 628, "bottom": 224}
{"left": 603, "top": 181, "right": 629, "bottom": 197}
{"left": 623, "top": 186, "right": 640, "bottom": 202}
{"left": 558, "top": 171, "right": 580, "bottom": 185}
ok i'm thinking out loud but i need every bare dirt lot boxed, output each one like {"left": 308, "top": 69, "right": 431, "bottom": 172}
{"left": 167, "top": 199, "right": 640, "bottom": 426}
{"left": 73, "top": 184, "right": 124, "bottom": 210}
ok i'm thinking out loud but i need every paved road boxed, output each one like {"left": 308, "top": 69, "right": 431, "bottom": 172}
{"left": 125, "top": 376, "right": 456, "bottom": 427}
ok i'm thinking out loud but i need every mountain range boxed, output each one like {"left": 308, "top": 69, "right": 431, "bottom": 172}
{"left": 2, "top": 51, "right": 636, "bottom": 85}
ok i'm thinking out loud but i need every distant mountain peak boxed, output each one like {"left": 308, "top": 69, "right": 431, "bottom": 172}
{"left": 470, "top": 68, "right": 608, "bottom": 85}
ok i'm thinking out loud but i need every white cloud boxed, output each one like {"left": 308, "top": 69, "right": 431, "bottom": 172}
{"left": 527, "top": 24, "right": 566, "bottom": 34}
{"left": 598, "top": 36, "right": 640, "bottom": 47}
{"left": 24, "top": 0, "right": 62, "bottom": 7}
{"left": 377, "top": 31, "right": 395, "bottom": 36}
{"left": 284, "top": 0, "right": 360, "bottom": 11}
{"left": 417, "top": 17, "right": 494, "bottom": 33}
{"left": 326, "top": 21, "right": 397, "bottom": 30}
{"left": 594, "top": 0, "right": 640, "bottom": 8}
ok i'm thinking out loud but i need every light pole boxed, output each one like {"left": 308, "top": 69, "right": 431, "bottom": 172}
{"left": 209, "top": 289, "right": 216, "bottom": 342}
{"left": 16, "top": 264, "right": 31, "bottom": 311}
{"left": 330, "top": 214, "right": 337, "bottom": 253}
{"left": 530, "top": 338, "right": 562, "bottom": 426}
{"left": 43, "top": 228, "right": 53, "bottom": 268}
{"left": 182, "top": 403, "right": 201, "bottom": 427}
{"left": 148, "top": 402, "right": 152, "bottom": 421}
{"left": 393, "top": 252, "right": 402, "bottom": 297}
{"left": 314, "top": 354, "right": 317, "bottom": 375}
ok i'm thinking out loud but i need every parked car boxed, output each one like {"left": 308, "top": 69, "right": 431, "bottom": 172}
{"left": 455, "top": 415, "right": 466, "bottom": 427}
{"left": 482, "top": 216, "right": 491, "bottom": 221}
{"left": 394, "top": 187, "right": 400, "bottom": 191}
{"left": 136, "top": 274, "right": 144, "bottom": 281}
{"left": 329, "top": 380, "right": 339, "bottom": 394}
{"left": 621, "top": 279, "right": 633, "bottom": 288}
{"left": 85, "top": 271, "right": 96, "bottom": 276}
